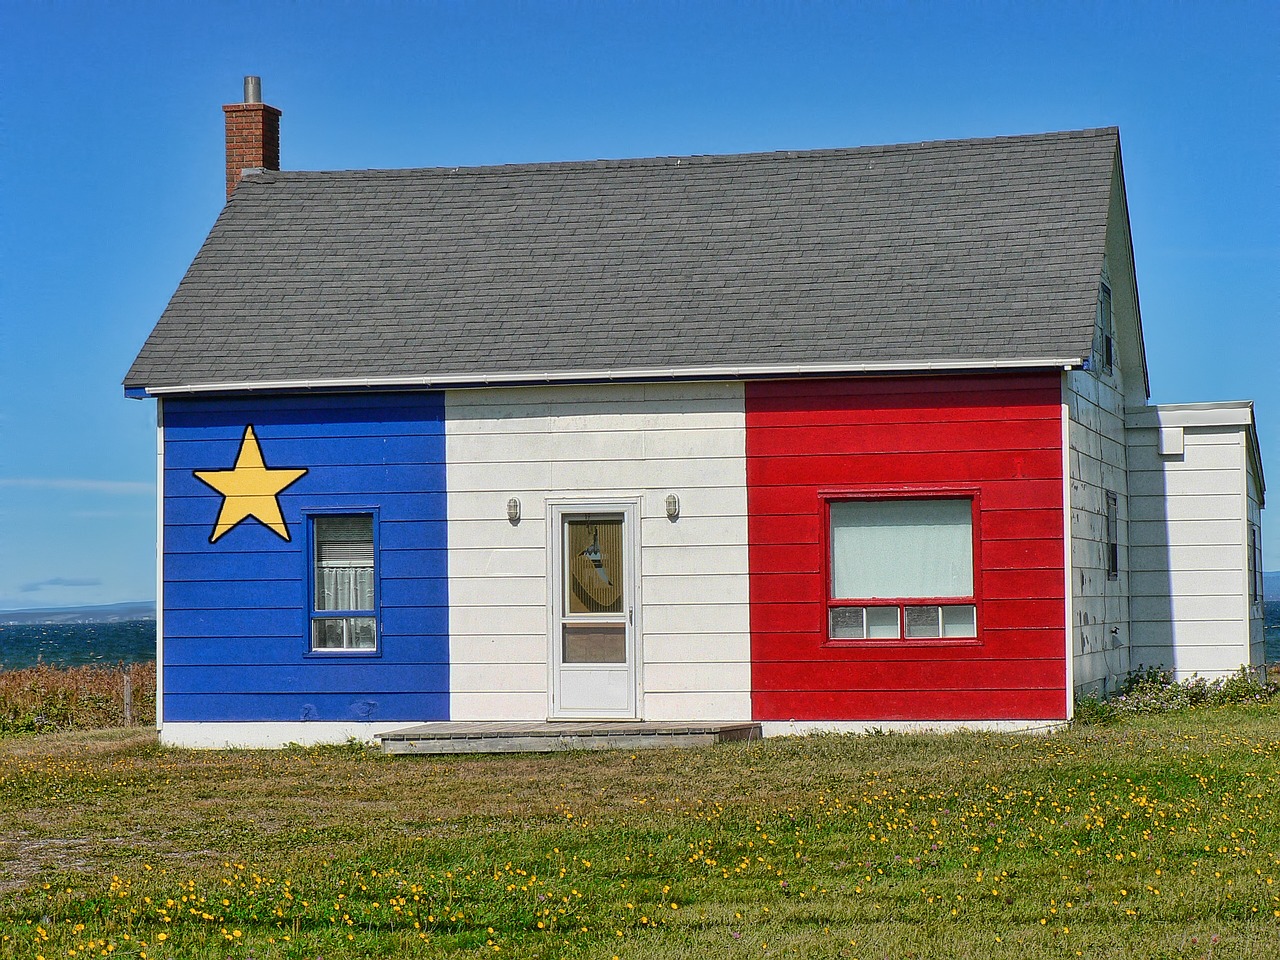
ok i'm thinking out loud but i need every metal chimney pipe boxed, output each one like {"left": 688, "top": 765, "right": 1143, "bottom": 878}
{"left": 224, "top": 77, "right": 280, "bottom": 199}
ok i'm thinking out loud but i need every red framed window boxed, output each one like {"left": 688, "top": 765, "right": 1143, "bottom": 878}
{"left": 824, "top": 492, "right": 979, "bottom": 643}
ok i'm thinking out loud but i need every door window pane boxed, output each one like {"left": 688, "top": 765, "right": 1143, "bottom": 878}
{"left": 565, "top": 517, "right": 624, "bottom": 613}
{"left": 562, "top": 623, "right": 627, "bottom": 664}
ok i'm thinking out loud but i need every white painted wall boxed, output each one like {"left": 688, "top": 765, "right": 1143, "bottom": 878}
{"left": 1067, "top": 366, "right": 1130, "bottom": 697}
{"left": 1126, "top": 401, "right": 1263, "bottom": 679}
{"left": 1065, "top": 253, "right": 1134, "bottom": 698}
{"left": 1064, "top": 170, "right": 1150, "bottom": 703}
{"left": 445, "top": 382, "right": 751, "bottom": 722}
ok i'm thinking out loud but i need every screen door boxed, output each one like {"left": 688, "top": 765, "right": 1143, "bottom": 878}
{"left": 552, "top": 507, "right": 637, "bottom": 718}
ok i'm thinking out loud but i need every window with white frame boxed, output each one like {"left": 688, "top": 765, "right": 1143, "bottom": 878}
{"left": 311, "top": 514, "right": 377, "bottom": 651}
{"left": 827, "top": 497, "right": 977, "bottom": 641}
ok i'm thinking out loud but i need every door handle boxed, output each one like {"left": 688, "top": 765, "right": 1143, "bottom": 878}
{"left": 629, "top": 608, "right": 634, "bottom": 625}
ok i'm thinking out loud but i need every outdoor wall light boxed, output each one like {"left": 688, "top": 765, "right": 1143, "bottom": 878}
{"left": 664, "top": 493, "right": 680, "bottom": 521}
{"left": 506, "top": 497, "right": 521, "bottom": 524}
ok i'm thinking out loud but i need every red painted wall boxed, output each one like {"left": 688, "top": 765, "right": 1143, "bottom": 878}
{"left": 745, "top": 373, "right": 1067, "bottom": 721}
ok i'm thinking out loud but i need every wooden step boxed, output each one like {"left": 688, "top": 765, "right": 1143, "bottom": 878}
{"left": 376, "top": 720, "right": 762, "bottom": 755}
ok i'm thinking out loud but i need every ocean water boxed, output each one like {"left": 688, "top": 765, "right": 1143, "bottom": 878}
{"left": 0, "top": 620, "right": 156, "bottom": 671}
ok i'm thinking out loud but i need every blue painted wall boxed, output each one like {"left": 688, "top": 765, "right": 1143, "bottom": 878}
{"left": 162, "top": 393, "right": 449, "bottom": 723}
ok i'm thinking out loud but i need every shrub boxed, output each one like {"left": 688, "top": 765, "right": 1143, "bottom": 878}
{"left": 1074, "top": 665, "right": 1279, "bottom": 725}
{"left": 0, "top": 661, "right": 156, "bottom": 734}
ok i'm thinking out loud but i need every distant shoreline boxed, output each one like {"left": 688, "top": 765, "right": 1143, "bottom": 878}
{"left": 0, "top": 601, "right": 156, "bottom": 625}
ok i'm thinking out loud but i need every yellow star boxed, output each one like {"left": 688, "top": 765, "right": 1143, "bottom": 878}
{"left": 193, "top": 425, "right": 308, "bottom": 543}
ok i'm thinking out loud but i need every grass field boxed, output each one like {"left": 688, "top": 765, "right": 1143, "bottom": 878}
{"left": 2, "top": 706, "right": 1279, "bottom": 959}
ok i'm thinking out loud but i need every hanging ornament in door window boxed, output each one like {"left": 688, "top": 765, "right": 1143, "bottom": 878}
{"left": 567, "top": 519, "right": 623, "bottom": 613}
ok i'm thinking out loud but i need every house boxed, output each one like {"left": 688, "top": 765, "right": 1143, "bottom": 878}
{"left": 124, "top": 79, "right": 1266, "bottom": 748}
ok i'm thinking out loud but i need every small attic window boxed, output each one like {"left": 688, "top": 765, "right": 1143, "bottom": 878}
{"left": 1099, "top": 282, "right": 1114, "bottom": 374}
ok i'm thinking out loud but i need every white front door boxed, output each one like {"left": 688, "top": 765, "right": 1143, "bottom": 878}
{"left": 550, "top": 504, "right": 638, "bottom": 718}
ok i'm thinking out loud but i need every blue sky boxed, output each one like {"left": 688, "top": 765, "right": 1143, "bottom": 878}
{"left": 1, "top": 0, "right": 1277, "bottom": 610}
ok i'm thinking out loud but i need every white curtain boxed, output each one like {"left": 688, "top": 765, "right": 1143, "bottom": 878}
{"left": 317, "top": 565, "right": 374, "bottom": 612}
{"left": 831, "top": 499, "right": 973, "bottom": 600}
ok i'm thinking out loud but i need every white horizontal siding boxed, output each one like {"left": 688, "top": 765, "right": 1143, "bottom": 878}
{"left": 1067, "top": 360, "right": 1130, "bottom": 700}
{"left": 643, "top": 573, "right": 749, "bottom": 604}
{"left": 1129, "top": 468, "right": 1243, "bottom": 497}
{"left": 1131, "top": 569, "right": 1242, "bottom": 598}
{"left": 1131, "top": 595, "right": 1248, "bottom": 622}
{"left": 450, "top": 662, "right": 547, "bottom": 691}
{"left": 447, "top": 493, "right": 746, "bottom": 524}
{"left": 1130, "top": 519, "right": 1242, "bottom": 548}
{"left": 1131, "top": 430, "right": 1239, "bottom": 471}
{"left": 644, "top": 602, "right": 754, "bottom": 635}
{"left": 644, "top": 661, "right": 751, "bottom": 692}
{"left": 1130, "top": 637, "right": 1250, "bottom": 680}
{"left": 1129, "top": 544, "right": 1242, "bottom": 573}
{"left": 1126, "top": 418, "right": 1253, "bottom": 678}
{"left": 445, "top": 382, "right": 750, "bottom": 722}
{"left": 646, "top": 691, "right": 751, "bottom": 721}
{"left": 1131, "top": 620, "right": 1247, "bottom": 644}
{"left": 640, "top": 544, "right": 750, "bottom": 575}
{"left": 644, "top": 633, "right": 757, "bottom": 661}
{"left": 1129, "top": 493, "right": 1241, "bottom": 522}
{"left": 450, "top": 692, "right": 553, "bottom": 721}
{"left": 449, "top": 575, "right": 546, "bottom": 607}
{"left": 449, "top": 606, "right": 545, "bottom": 636}
{"left": 445, "top": 636, "right": 548, "bottom": 662}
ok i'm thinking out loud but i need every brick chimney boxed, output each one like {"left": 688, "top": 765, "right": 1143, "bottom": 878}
{"left": 223, "top": 76, "right": 281, "bottom": 200}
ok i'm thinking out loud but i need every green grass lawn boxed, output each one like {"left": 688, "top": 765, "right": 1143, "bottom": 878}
{"left": 2, "top": 707, "right": 1279, "bottom": 959}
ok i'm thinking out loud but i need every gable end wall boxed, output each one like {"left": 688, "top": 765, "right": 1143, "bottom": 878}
{"left": 1065, "top": 365, "right": 1131, "bottom": 697}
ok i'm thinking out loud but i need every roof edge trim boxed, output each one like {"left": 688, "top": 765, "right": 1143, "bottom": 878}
{"left": 134, "top": 356, "right": 1086, "bottom": 397}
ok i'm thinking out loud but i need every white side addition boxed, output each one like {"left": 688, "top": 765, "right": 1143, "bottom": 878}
{"left": 1126, "top": 401, "right": 1267, "bottom": 679}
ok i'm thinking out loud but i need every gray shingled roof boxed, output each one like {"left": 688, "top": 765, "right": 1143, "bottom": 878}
{"left": 124, "top": 128, "right": 1120, "bottom": 392}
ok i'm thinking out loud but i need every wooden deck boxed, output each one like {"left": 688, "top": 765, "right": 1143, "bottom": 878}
{"left": 376, "top": 720, "right": 762, "bottom": 755}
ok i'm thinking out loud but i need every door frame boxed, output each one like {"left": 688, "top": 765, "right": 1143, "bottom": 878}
{"left": 546, "top": 498, "right": 643, "bottom": 720}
